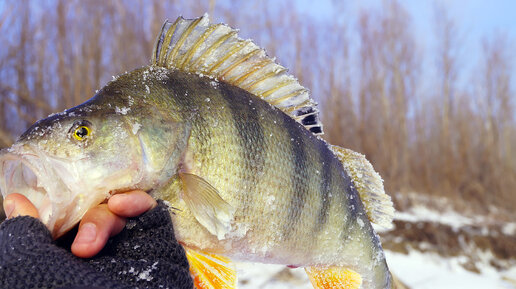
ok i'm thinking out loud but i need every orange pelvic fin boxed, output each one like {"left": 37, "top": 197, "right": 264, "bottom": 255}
{"left": 305, "top": 266, "right": 362, "bottom": 289}
{"left": 185, "top": 247, "right": 237, "bottom": 289}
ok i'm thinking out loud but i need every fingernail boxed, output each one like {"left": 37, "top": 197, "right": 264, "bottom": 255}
{"left": 4, "top": 199, "right": 15, "bottom": 218}
{"left": 118, "top": 193, "right": 129, "bottom": 199}
{"left": 75, "top": 223, "right": 97, "bottom": 243}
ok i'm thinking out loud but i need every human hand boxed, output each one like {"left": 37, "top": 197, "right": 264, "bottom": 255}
{"left": 3, "top": 190, "right": 156, "bottom": 258}
{"left": 1, "top": 194, "right": 192, "bottom": 289}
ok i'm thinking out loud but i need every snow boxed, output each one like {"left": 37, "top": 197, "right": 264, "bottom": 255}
{"left": 233, "top": 203, "right": 516, "bottom": 289}
{"left": 502, "top": 223, "right": 516, "bottom": 236}
{"left": 386, "top": 250, "right": 516, "bottom": 289}
{"left": 375, "top": 202, "right": 516, "bottom": 288}
{"left": 131, "top": 123, "right": 141, "bottom": 135}
{"left": 233, "top": 249, "right": 516, "bottom": 289}
{"left": 115, "top": 106, "right": 130, "bottom": 115}
{"left": 137, "top": 261, "right": 158, "bottom": 282}
{"left": 393, "top": 205, "right": 483, "bottom": 231}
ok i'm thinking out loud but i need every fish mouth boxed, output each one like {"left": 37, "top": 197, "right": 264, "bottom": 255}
{"left": 0, "top": 146, "right": 102, "bottom": 238}
{"left": 0, "top": 151, "right": 54, "bottom": 221}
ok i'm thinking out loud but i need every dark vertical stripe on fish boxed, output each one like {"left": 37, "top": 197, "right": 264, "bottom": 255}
{"left": 170, "top": 74, "right": 213, "bottom": 160}
{"left": 222, "top": 84, "right": 266, "bottom": 216}
{"left": 283, "top": 121, "right": 309, "bottom": 239}
{"left": 315, "top": 142, "right": 333, "bottom": 231}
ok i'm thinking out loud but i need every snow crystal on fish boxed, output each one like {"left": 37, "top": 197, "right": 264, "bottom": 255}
{"left": 127, "top": 95, "right": 134, "bottom": 106}
{"left": 131, "top": 123, "right": 141, "bottom": 135}
{"left": 115, "top": 106, "right": 130, "bottom": 115}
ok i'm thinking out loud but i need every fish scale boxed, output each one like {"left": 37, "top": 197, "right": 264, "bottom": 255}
{"left": 146, "top": 68, "right": 376, "bottom": 268}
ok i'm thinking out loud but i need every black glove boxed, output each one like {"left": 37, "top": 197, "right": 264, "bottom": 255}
{"left": 0, "top": 201, "right": 193, "bottom": 289}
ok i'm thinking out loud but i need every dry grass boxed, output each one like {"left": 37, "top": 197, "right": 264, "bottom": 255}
{"left": 0, "top": 0, "right": 514, "bottom": 214}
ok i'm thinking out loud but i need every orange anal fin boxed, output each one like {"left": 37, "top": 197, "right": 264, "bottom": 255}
{"left": 305, "top": 266, "right": 362, "bottom": 289}
{"left": 185, "top": 247, "right": 237, "bottom": 289}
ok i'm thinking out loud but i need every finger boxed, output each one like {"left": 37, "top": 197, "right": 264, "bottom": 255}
{"left": 3, "top": 193, "right": 39, "bottom": 219}
{"left": 108, "top": 190, "right": 157, "bottom": 218}
{"left": 71, "top": 204, "right": 126, "bottom": 258}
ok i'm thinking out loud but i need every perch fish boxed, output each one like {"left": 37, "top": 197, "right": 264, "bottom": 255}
{"left": 0, "top": 15, "right": 395, "bottom": 289}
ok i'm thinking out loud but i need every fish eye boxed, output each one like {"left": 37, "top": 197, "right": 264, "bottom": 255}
{"left": 74, "top": 126, "right": 90, "bottom": 140}
{"left": 71, "top": 121, "right": 92, "bottom": 141}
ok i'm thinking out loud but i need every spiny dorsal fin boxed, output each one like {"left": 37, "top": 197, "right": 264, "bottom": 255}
{"left": 151, "top": 14, "right": 323, "bottom": 135}
{"left": 330, "top": 145, "right": 394, "bottom": 228}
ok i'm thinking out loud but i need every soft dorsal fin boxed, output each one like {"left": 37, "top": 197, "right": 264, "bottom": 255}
{"left": 330, "top": 145, "right": 394, "bottom": 228}
{"left": 151, "top": 14, "right": 323, "bottom": 135}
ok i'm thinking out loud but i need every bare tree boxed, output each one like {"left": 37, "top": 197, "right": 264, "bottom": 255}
{"left": 0, "top": 0, "right": 514, "bottom": 215}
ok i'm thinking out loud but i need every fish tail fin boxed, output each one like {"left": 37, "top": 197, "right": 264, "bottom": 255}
{"left": 330, "top": 145, "right": 394, "bottom": 228}
{"left": 305, "top": 266, "right": 362, "bottom": 289}
{"left": 185, "top": 247, "right": 237, "bottom": 289}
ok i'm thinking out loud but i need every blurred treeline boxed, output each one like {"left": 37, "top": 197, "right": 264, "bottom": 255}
{"left": 0, "top": 0, "right": 514, "bottom": 214}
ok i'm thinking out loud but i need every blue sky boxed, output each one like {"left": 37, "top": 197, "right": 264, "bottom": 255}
{"left": 295, "top": 0, "right": 515, "bottom": 91}
{"left": 297, "top": 0, "right": 516, "bottom": 38}
{"left": 391, "top": 0, "right": 516, "bottom": 55}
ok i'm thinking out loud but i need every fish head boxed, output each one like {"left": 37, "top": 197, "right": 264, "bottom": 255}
{"left": 0, "top": 105, "right": 146, "bottom": 237}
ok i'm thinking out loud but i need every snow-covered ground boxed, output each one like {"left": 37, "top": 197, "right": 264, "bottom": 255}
{"left": 235, "top": 249, "right": 516, "bottom": 289}
{"left": 393, "top": 204, "right": 516, "bottom": 234}
{"left": 235, "top": 203, "right": 516, "bottom": 289}
{"left": 394, "top": 205, "right": 481, "bottom": 230}
{"left": 386, "top": 250, "right": 516, "bottom": 289}
{"left": 388, "top": 204, "right": 516, "bottom": 289}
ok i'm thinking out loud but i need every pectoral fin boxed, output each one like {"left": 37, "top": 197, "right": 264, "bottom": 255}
{"left": 179, "top": 172, "right": 235, "bottom": 239}
{"left": 305, "top": 266, "right": 362, "bottom": 289}
{"left": 185, "top": 247, "right": 237, "bottom": 289}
